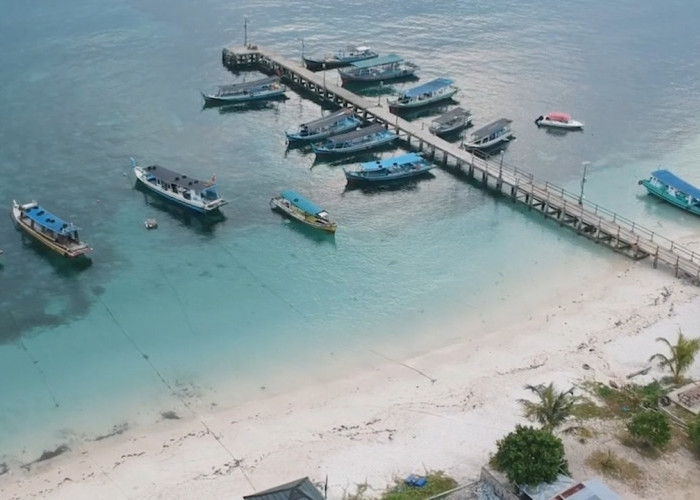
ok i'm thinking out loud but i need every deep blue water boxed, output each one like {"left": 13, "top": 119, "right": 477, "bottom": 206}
{"left": 1, "top": 0, "right": 700, "bottom": 460}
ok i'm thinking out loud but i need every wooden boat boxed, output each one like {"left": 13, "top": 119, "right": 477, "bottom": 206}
{"left": 303, "top": 46, "right": 378, "bottom": 71}
{"left": 133, "top": 159, "right": 228, "bottom": 214}
{"left": 387, "top": 78, "right": 459, "bottom": 111}
{"left": 201, "top": 77, "right": 286, "bottom": 106}
{"left": 337, "top": 54, "right": 419, "bottom": 84}
{"left": 343, "top": 152, "right": 435, "bottom": 184}
{"left": 311, "top": 123, "right": 397, "bottom": 156}
{"left": 428, "top": 107, "right": 473, "bottom": 136}
{"left": 463, "top": 118, "right": 515, "bottom": 151}
{"left": 11, "top": 200, "right": 92, "bottom": 258}
{"left": 638, "top": 169, "right": 700, "bottom": 216}
{"left": 270, "top": 190, "right": 337, "bottom": 233}
{"left": 534, "top": 112, "right": 583, "bottom": 130}
{"left": 285, "top": 109, "right": 362, "bottom": 143}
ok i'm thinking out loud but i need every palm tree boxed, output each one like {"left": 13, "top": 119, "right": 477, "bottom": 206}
{"left": 518, "top": 383, "right": 577, "bottom": 433}
{"left": 649, "top": 330, "right": 700, "bottom": 385}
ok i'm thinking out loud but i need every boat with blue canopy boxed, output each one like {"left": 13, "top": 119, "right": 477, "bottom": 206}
{"left": 463, "top": 118, "right": 515, "bottom": 152}
{"left": 285, "top": 108, "right": 363, "bottom": 143}
{"left": 133, "top": 159, "right": 228, "bottom": 214}
{"left": 343, "top": 152, "right": 435, "bottom": 184}
{"left": 638, "top": 169, "right": 700, "bottom": 216}
{"left": 270, "top": 190, "right": 337, "bottom": 233}
{"left": 201, "top": 76, "right": 286, "bottom": 106}
{"left": 304, "top": 45, "right": 378, "bottom": 72}
{"left": 311, "top": 123, "right": 398, "bottom": 156}
{"left": 11, "top": 200, "right": 92, "bottom": 258}
{"left": 337, "top": 54, "right": 419, "bottom": 84}
{"left": 428, "top": 107, "right": 473, "bottom": 137}
{"left": 388, "top": 78, "right": 459, "bottom": 111}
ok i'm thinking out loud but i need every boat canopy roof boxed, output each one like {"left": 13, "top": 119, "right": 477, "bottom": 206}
{"left": 142, "top": 165, "right": 215, "bottom": 191}
{"left": 470, "top": 118, "right": 512, "bottom": 139}
{"left": 349, "top": 54, "right": 402, "bottom": 69}
{"left": 545, "top": 112, "right": 571, "bottom": 122}
{"left": 324, "top": 123, "right": 386, "bottom": 143}
{"left": 431, "top": 106, "right": 470, "bottom": 124}
{"left": 218, "top": 76, "right": 279, "bottom": 93}
{"left": 301, "top": 108, "right": 354, "bottom": 129}
{"left": 401, "top": 78, "right": 454, "bottom": 98}
{"left": 24, "top": 204, "right": 80, "bottom": 235}
{"left": 280, "top": 190, "right": 324, "bottom": 215}
{"left": 652, "top": 169, "right": 700, "bottom": 199}
{"left": 361, "top": 153, "right": 424, "bottom": 171}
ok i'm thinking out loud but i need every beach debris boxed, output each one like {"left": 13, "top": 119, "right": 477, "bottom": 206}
{"left": 582, "top": 363, "right": 591, "bottom": 370}
{"left": 144, "top": 218, "right": 158, "bottom": 229}
{"left": 161, "top": 410, "right": 180, "bottom": 420}
{"left": 609, "top": 380, "right": 620, "bottom": 389}
{"left": 93, "top": 423, "right": 129, "bottom": 441}
{"left": 626, "top": 366, "right": 651, "bottom": 379}
{"left": 0, "top": 462, "right": 8, "bottom": 476}
{"left": 405, "top": 474, "right": 427, "bottom": 488}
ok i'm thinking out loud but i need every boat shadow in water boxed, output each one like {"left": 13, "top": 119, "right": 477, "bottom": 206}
{"left": 341, "top": 75, "right": 420, "bottom": 97}
{"left": 343, "top": 173, "right": 436, "bottom": 194}
{"left": 278, "top": 218, "right": 337, "bottom": 246}
{"left": 202, "top": 96, "right": 288, "bottom": 114}
{"left": 17, "top": 233, "right": 93, "bottom": 275}
{"left": 392, "top": 101, "right": 455, "bottom": 121}
{"left": 134, "top": 182, "right": 226, "bottom": 235}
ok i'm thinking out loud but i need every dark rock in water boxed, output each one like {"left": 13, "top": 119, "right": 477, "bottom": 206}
{"left": 0, "top": 462, "right": 8, "bottom": 475}
{"left": 161, "top": 410, "right": 180, "bottom": 420}
{"left": 37, "top": 444, "right": 70, "bottom": 462}
{"left": 94, "top": 423, "right": 129, "bottom": 441}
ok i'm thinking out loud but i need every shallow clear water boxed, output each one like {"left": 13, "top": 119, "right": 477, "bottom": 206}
{"left": 1, "top": 0, "right": 700, "bottom": 460}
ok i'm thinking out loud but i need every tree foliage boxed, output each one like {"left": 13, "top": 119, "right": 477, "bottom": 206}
{"left": 649, "top": 330, "right": 700, "bottom": 384}
{"left": 518, "top": 383, "right": 577, "bottom": 432}
{"left": 688, "top": 414, "right": 700, "bottom": 451}
{"left": 493, "top": 425, "right": 569, "bottom": 486}
{"left": 627, "top": 410, "right": 671, "bottom": 448}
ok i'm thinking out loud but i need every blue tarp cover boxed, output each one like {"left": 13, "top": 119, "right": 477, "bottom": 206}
{"left": 280, "top": 190, "right": 324, "bottom": 215}
{"left": 361, "top": 153, "right": 423, "bottom": 171}
{"left": 24, "top": 205, "right": 80, "bottom": 235}
{"left": 652, "top": 169, "right": 700, "bottom": 199}
{"left": 401, "top": 78, "right": 453, "bottom": 98}
{"left": 349, "top": 54, "right": 402, "bottom": 69}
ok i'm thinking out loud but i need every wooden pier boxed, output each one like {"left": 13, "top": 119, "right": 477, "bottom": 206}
{"left": 222, "top": 45, "right": 700, "bottom": 282}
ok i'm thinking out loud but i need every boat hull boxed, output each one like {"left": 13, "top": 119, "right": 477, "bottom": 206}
{"left": 344, "top": 168, "right": 433, "bottom": 184}
{"left": 133, "top": 167, "right": 227, "bottom": 214}
{"left": 463, "top": 135, "right": 513, "bottom": 152}
{"left": 312, "top": 134, "right": 397, "bottom": 155}
{"left": 270, "top": 198, "right": 337, "bottom": 233}
{"left": 388, "top": 87, "right": 458, "bottom": 111}
{"left": 201, "top": 88, "right": 287, "bottom": 106}
{"left": 11, "top": 202, "right": 91, "bottom": 258}
{"left": 285, "top": 117, "right": 362, "bottom": 143}
{"left": 639, "top": 180, "right": 700, "bottom": 216}
{"left": 535, "top": 118, "right": 584, "bottom": 130}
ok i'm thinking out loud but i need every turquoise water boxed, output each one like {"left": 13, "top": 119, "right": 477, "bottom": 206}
{"left": 1, "top": 0, "right": 700, "bottom": 460}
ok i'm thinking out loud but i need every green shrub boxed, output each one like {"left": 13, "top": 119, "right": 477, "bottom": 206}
{"left": 627, "top": 410, "right": 671, "bottom": 448}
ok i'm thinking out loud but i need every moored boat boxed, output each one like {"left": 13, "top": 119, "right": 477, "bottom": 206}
{"left": 285, "top": 108, "right": 363, "bottom": 143}
{"left": 304, "top": 46, "right": 378, "bottom": 71}
{"left": 387, "top": 78, "right": 459, "bottom": 111}
{"left": 201, "top": 77, "right": 286, "bottom": 106}
{"left": 462, "top": 118, "right": 515, "bottom": 151}
{"left": 338, "top": 54, "right": 419, "bottom": 84}
{"left": 132, "top": 160, "right": 228, "bottom": 214}
{"left": 270, "top": 190, "right": 337, "bottom": 233}
{"left": 428, "top": 107, "right": 473, "bottom": 136}
{"left": 11, "top": 200, "right": 92, "bottom": 258}
{"left": 638, "top": 169, "right": 700, "bottom": 216}
{"left": 311, "top": 123, "right": 398, "bottom": 156}
{"left": 534, "top": 112, "right": 584, "bottom": 130}
{"left": 343, "top": 152, "right": 435, "bottom": 184}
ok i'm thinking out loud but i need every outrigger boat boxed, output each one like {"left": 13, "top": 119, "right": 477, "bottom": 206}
{"left": 304, "top": 45, "right": 378, "bottom": 71}
{"left": 132, "top": 159, "right": 228, "bottom": 214}
{"left": 311, "top": 123, "right": 397, "bottom": 156}
{"left": 387, "top": 78, "right": 459, "bottom": 111}
{"left": 463, "top": 118, "right": 515, "bottom": 152}
{"left": 285, "top": 108, "right": 362, "bottom": 143}
{"left": 534, "top": 112, "right": 584, "bottom": 130}
{"left": 638, "top": 169, "right": 700, "bottom": 216}
{"left": 270, "top": 190, "right": 337, "bottom": 233}
{"left": 201, "top": 76, "right": 286, "bottom": 106}
{"left": 11, "top": 200, "right": 92, "bottom": 258}
{"left": 428, "top": 107, "right": 473, "bottom": 137}
{"left": 338, "top": 54, "right": 419, "bottom": 84}
{"left": 343, "top": 152, "right": 435, "bottom": 185}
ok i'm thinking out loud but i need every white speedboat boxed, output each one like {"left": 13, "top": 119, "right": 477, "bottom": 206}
{"left": 534, "top": 112, "right": 583, "bottom": 130}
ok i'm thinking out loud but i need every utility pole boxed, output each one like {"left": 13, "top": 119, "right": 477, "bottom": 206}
{"left": 579, "top": 161, "right": 590, "bottom": 205}
{"left": 244, "top": 16, "right": 248, "bottom": 47}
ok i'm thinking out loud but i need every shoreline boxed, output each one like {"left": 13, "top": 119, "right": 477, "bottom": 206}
{"left": 2, "top": 260, "right": 700, "bottom": 499}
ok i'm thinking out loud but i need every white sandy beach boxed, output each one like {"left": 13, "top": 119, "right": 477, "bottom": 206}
{"left": 2, "top": 257, "right": 700, "bottom": 500}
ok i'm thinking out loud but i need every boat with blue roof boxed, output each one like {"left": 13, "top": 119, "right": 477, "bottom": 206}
{"left": 304, "top": 45, "right": 378, "bottom": 72}
{"left": 338, "top": 54, "right": 419, "bottom": 84}
{"left": 11, "top": 200, "right": 92, "bottom": 258}
{"left": 201, "top": 76, "right": 286, "bottom": 106}
{"left": 387, "top": 78, "right": 459, "bottom": 111}
{"left": 132, "top": 159, "right": 228, "bottom": 214}
{"left": 311, "top": 123, "right": 398, "bottom": 156}
{"left": 270, "top": 190, "right": 337, "bottom": 233}
{"left": 285, "top": 108, "right": 363, "bottom": 144}
{"left": 638, "top": 169, "right": 700, "bottom": 216}
{"left": 429, "top": 107, "right": 473, "bottom": 137}
{"left": 343, "top": 152, "right": 435, "bottom": 185}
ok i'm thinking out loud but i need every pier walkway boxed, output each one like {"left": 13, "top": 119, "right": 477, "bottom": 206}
{"left": 222, "top": 45, "right": 700, "bottom": 282}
